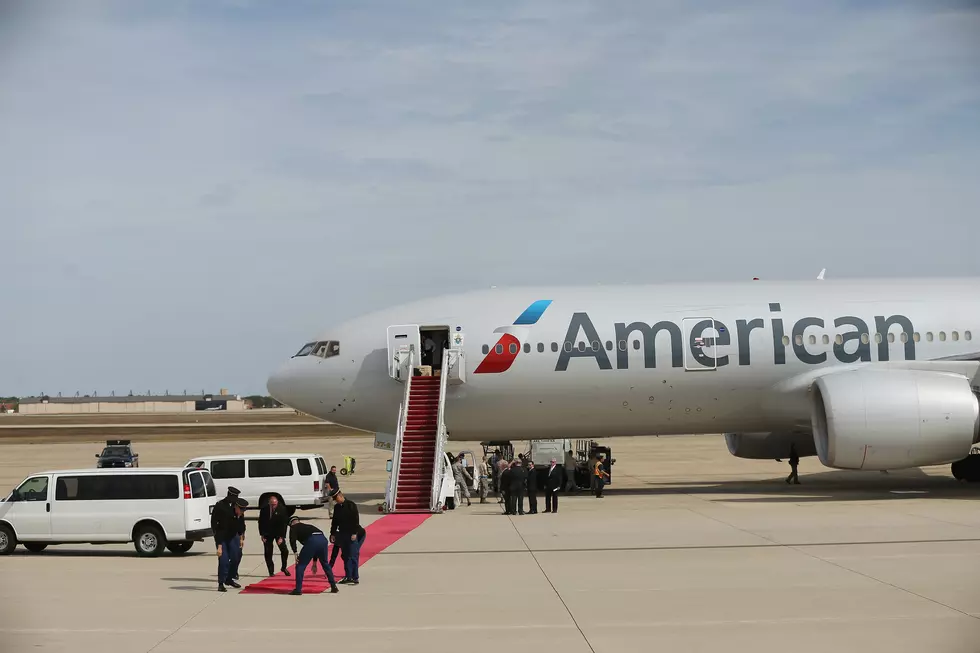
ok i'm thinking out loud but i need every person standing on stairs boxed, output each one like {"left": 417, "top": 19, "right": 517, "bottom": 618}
{"left": 452, "top": 454, "right": 473, "bottom": 506}
{"left": 330, "top": 489, "right": 366, "bottom": 584}
{"left": 525, "top": 461, "right": 538, "bottom": 514}
{"left": 259, "top": 495, "right": 290, "bottom": 577}
{"left": 287, "top": 516, "right": 339, "bottom": 596}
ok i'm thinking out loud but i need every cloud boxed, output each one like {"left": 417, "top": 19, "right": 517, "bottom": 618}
{"left": 1, "top": 0, "right": 978, "bottom": 394}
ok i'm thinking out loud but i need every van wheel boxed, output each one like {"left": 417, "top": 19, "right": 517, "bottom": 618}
{"left": 0, "top": 524, "right": 15, "bottom": 555}
{"left": 23, "top": 542, "right": 48, "bottom": 553}
{"left": 166, "top": 541, "right": 193, "bottom": 554}
{"left": 133, "top": 524, "right": 166, "bottom": 557}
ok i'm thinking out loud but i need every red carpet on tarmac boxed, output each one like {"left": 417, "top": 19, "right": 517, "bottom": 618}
{"left": 240, "top": 513, "right": 432, "bottom": 595}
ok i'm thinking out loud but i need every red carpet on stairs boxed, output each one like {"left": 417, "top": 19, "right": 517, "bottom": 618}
{"left": 240, "top": 513, "right": 432, "bottom": 594}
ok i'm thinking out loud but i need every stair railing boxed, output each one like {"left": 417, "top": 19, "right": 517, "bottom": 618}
{"left": 429, "top": 347, "right": 451, "bottom": 511}
{"left": 388, "top": 347, "right": 415, "bottom": 510}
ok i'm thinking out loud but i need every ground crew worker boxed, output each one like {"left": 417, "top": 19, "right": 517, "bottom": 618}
{"left": 330, "top": 488, "right": 365, "bottom": 584}
{"left": 287, "top": 516, "right": 339, "bottom": 595}
{"left": 786, "top": 444, "right": 801, "bottom": 485}
{"left": 478, "top": 456, "right": 491, "bottom": 504}
{"left": 259, "top": 495, "right": 290, "bottom": 577}
{"left": 545, "top": 457, "right": 562, "bottom": 513}
{"left": 325, "top": 465, "right": 340, "bottom": 517}
{"left": 563, "top": 449, "right": 578, "bottom": 492}
{"left": 508, "top": 460, "right": 527, "bottom": 515}
{"left": 525, "top": 461, "right": 538, "bottom": 514}
{"left": 593, "top": 455, "right": 610, "bottom": 498}
{"left": 452, "top": 454, "right": 473, "bottom": 507}
{"left": 211, "top": 486, "right": 241, "bottom": 592}
{"left": 587, "top": 451, "right": 599, "bottom": 494}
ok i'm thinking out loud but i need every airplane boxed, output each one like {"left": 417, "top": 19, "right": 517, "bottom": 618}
{"left": 266, "top": 277, "right": 980, "bottom": 480}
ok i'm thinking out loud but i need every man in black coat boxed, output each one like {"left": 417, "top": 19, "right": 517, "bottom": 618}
{"left": 259, "top": 495, "right": 291, "bottom": 577}
{"left": 544, "top": 457, "right": 562, "bottom": 513}
{"left": 211, "top": 486, "right": 242, "bottom": 592}
{"left": 499, "top": 463, "right": 512, "bottom": 514}
{"left": 525, "top": 461, "right": 538, "bottom": 514}
{"left": 508, "top": 461, "right": 527, "bottom": 516}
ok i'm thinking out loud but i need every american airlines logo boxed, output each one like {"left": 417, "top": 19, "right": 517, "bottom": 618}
{"left": 477, "top": 301, "right": 924, "bottom": 373}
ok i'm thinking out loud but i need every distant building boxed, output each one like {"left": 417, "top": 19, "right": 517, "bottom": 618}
{"left": 18, "top": 390, "right": 245, "bottom": 415}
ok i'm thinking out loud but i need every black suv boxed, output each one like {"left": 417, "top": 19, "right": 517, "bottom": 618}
{"left": 96, "top": 440, "right": 139, "bottom": 468}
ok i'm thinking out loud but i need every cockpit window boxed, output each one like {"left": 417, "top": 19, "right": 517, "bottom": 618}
{"left": 294, "top": 342, "right": 316, "bottom": 357}
{"left": 312, "top": 340, "right": 340, "bottom": 358}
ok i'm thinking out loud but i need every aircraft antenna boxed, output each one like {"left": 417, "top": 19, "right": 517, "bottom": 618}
{"left": 817, "top": 268, "right": 826, "bottom": 281}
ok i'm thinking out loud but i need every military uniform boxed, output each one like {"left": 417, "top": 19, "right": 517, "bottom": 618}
{"left": 211, "top": 487, "right": 243, "bottom": 591}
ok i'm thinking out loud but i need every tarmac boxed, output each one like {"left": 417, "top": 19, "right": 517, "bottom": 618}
{"left": 2, "top": 433, "right": 980, "bottom": 652}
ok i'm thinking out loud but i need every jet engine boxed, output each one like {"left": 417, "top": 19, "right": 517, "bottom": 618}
{"left": 810, "top": 369, "right": 980, "bottom": 471}
{"left": 724, "top": 431, "right": 816, "bottom": 460}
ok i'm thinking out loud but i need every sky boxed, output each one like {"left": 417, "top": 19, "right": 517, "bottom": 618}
{"left": 1, "top": 0, "right": 979, "bottom": 397}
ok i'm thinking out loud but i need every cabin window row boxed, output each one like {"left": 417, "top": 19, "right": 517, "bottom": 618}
{"left": 480, "top": 330, "right": 973, "bottom": 355}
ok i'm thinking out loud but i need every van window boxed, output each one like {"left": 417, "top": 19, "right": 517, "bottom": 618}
{"left": 56, "top": 474, "right": 179, "bottom": 501}
{"left": 315, "top": 457, "right": 326, "bottom": 475}
{"left": 248, "top": 459, "right": 294, "bottom": 478}
{"left": 189, "top": 472, "right": 207, "bottom": 498}
{"left": 211, "top": 460, "right": 246, "bottom": 479}
{"left": 15, "top": 476, "right": 48, "bottom": 502}
{"left": 297, "top": 458, "right": 313, "bottom": 476}
{"left": 201, "top": 471, "right": 217, "bottom": 497}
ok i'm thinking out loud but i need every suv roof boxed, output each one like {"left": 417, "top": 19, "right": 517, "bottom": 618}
{"left": 33, "top": 467, "right": 202, "bottom": 476}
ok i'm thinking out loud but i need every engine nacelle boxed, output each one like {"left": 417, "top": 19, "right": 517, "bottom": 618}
{"left": 725, "top": 431, "right": 816, "bottom": 460}
{"left": 811, "top": 369, "right": 980, "bottom": 470}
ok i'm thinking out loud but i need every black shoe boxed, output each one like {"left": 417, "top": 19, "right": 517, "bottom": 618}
{"left": 340, "top": 578, "right": 355, "bottom": 584}
{"left": 544, "top": 510, "right": 551, "bottom": 513}
{"left": 338, "top": 577, "right": 349, "bottom": 583}
{"left": 268, "top": 571, "right": 275, "bottom": 578}
{"left": 282, "top": 569, "right": 291, "bottom": 576}
{"left": 218, "top": 584, "right": 227, "bottom": 592}
{"left": 289, "top": 589, "right": 302, "bottom": 595}
{"left": 330, "top": 586, "right": 339, "bottom": 593}
{"left": 226, "top": 580, "right": 241, "bottom": 589}
{"left": 232, "top": 575, "right": 239, "bottom": 580}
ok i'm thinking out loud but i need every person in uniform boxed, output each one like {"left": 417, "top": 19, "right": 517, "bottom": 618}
{"left": 259, "top": 495, "right": 290, "bottom": 577}
{"left": 786, "top": 444, "right": 801, "bottom": 485}
{"left": 478, "top": 456, "right": 491, "bottom": 504}
{"left": 544, "top": 457, "right": 562, "bottom": 513}
{"left": 525, "top": 461, "right": 538, "bottom": 514}
{"left": 563, "top": 449, "right": 578, "bottom": 493}
{"left": 211, "top": 486, "right": 241, "bottom": 592}
{"left": 330, "top": 488, "right": 366, "bottom": 584}
{"left": 287, "top": 516, "right": 339, "bottom": 595}
{"left": 230, "top": 496, "right": 247, "bottom": 581}
{"left": 452, "top": 454, "right": 473, "bottom": 507}
{"left": 593, "top": 455, "right": 610, "bottom": 498}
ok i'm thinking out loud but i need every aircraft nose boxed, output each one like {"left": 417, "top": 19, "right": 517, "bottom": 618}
{"left": 266, "top": 361, "right": 296, "bottom": 406}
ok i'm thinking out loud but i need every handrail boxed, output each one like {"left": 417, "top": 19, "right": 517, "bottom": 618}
{"left": 384, "top": 401, "right": 404, "bottom": 510}
{"left": 389, "top": 348, "right": 414, "bottom": 510}
{"left": 430, "top": 347, "right": 451, "bottom": 511}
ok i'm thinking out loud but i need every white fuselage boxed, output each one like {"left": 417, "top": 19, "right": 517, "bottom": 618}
{"left": 267, "top": 278, "right": 980, "bottom": 444}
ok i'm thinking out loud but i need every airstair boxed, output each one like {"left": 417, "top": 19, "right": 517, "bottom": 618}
{"left": 384, "top": 346, "right": 459, "bottom": 513}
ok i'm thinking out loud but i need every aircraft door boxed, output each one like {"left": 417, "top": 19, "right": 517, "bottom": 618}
{"left": 387, "top": 325, "right": 421, "bottom": 380}
{"left": 682, "top": 317, "right": 718, "bottom": 371}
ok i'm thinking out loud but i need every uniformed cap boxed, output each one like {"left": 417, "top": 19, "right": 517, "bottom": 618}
{"left": 328, "top": 488, "right": 341, "bottom": 498}
{"left": 289, "top": 516, "right": 301, "bottom": 524}
{"left": 226, "top": 487, "right": 241, "bottom": 497}
{"left": 235, "top": 497, "right": 249, "bottom": 508}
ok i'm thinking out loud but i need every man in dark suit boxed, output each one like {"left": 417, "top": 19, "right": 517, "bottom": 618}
{"left": 500, "top": 462, "right": 513, "bottom": 515}
{"left": 508, "top": 461, "right": 527, "bottom": 516}
{"left": 525, "top": 461, "right": 538, "bottom": 514}
{"left": 259, "top": 494, "right": 291, "bottom": 577}
{"left": 544, "top": 457, "right": 562, "bottom": 513}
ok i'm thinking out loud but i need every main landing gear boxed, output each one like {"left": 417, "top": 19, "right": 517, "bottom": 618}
{"left": 951, "top": 446, "right": 980, "bottom": 482}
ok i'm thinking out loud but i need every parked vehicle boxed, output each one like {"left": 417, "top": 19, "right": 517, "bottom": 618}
{"left": 0, "top": 467, "right": 215, "bottom": 556}
{"left": 184, "top": 453, "right": 328, "bottom": 510}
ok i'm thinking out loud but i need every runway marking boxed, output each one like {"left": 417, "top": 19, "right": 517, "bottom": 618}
{"left": 240, "top": 512, "right": 431, "bottom": 595}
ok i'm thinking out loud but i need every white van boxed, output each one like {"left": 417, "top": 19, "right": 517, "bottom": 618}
{"left": 185, "top": 453, "right": 328, "bottom": 510}
{"left": 0, "top": 467, "right": 216, "bottom": 557}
